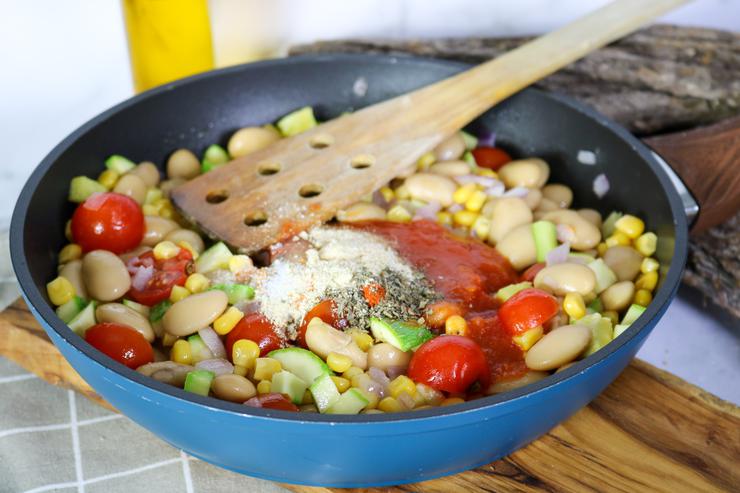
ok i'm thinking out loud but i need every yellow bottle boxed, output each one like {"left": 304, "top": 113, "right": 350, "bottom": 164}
{"left": 122, "top": 0, "right": 214, "bottom": 92}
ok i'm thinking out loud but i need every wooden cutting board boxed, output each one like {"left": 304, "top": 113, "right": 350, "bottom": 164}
{"left": 0, "top": 298, "right": 737, "bottom": 492}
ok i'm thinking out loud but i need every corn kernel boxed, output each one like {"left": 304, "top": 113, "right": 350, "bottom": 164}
{"left": 158, "top": 202, "right": 175, "bottom": 219}
{"left": 441, "top": 397, "right": 466, "bottom": 406}
{"left": 327, "top": 352, "right": 352, "bottom": 373}
{"left": 378, "top": 397, "right": 405, "bottom": 413}
{"left": 162, "top": 332, "right": 178, "bottom": 347}
{"left": 597, "top": 242, "right": 608, "bottom": 256}
{"left": 641, "top": 257, "right": 660, "bottom": 274}
{"left": 388, "top": 375, "right": 417, "bottom": 399}
{"left": 379, "top": 186, "right": 395, "bottom": 203}
{"left": 512, "top": 326, "right": 544, "bottom": 351}
{"left": 563, "top": 293, "right": 586, "bottom": 320}
{"left": 453, "top": 210, "right": 478, "bottom": 227}
{"left": 331, "top": 376, "right": 350, "bottom": 393}
{"left": 387, "top": 204, "right": 412, "bottom": 223}
{"left": 171, "top": 339, "right": 193, "bottom": 365}
{"left": 98, "top": 169, "right": 120, "bottom": 190}
{"left": 465, "top": 190, "right": 487, "bottom": 212}
{"left": 634, "top": 289, "right": 652, "bottom": 306}
{"left": 471, "top": 215, "right": 491, "bottom": 240}
{"left": 185, "top": 273, "right": 210, "bottom": 293}
{"left": 257, "top": 380, "right": 272, "bottom": 394}
{"left": 615, "top": 214, "right": 645, "bottom": 239}
{"left": 477, "top": 168, "right": 497, "bottom": 178}
{"left": 416, "top": 151, "right": 436, "bottom": 170}
{"left": 302, "top": 390, "right": 314, "bottom": 405}
{"left": 453, "top": 183, "right": 477, "bottom": 204}
{"left": 602, "top": 310, "right": 619, "bottom": 326}
{"left": 605, "top": 232, "right": 630, "bottom": 248}
{"left": 343, "top": 366, "right": 364, "bottom": 379}
{"left": 349, "top": 330, "right": 374, "bottom": 352}
{"left": 59, "top": 244, "right": 82, "bottom": 264}
{"left": 142, "top": 204, "right": 160, "bottom": 216}
{"left": 635, "top": 232, "right": 657, "bottom": 256}
{"left": 233, "top": 365, "right": 247, "bottom": 377}
{"left": 214, "top": 306, "right": 244, "bottom": 335}
{"left": 436, "top": 211, "right": 453, "bottom": 226}
{"left": 177, "top": 240, "right": 198, "bottom": 259}
{"left": 153, "top": 240, "right": 180, "bottom": 260}
{"left": 445, "top": 315, "right": 468, "bottom": 336}
{"left": 394, "top": 184, "right": 411, "bottom": 200}
{"left": 46, "top": 276, "right": 75, "bottom": 306}
{"left": 145, "top": 188, "right": 163, "bottom": 205}
{"left": 169, "top": 285, "right": 190, "bottom": 303}
{"left": 635, "top": 271, "right": 658, "bottom": 291}
{"left": 65, "top": 220, "right": 74, "bottom": 242}
{"left": 233, "top": 339, "right": 261, "bottom": 369}
{"left": 253, "top": 357, "right": 282, "bottom": 380}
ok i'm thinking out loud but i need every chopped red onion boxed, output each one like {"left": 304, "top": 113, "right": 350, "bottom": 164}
{"left": 368, "top": 367, "right": 391, "bottom": 393}
{"left": 577, "top": 150, "right": 597, "bottom": 165}
{"left": 593, "top": 173, "right": 610, "bottom": 198}
{"left": 477, "top": 130, "right": 496, "bottom": 147}
{"left": 195, "top": 358, "right": 234, "bottom": 376}
{"left": 357, "top": 374, "right": 385, "bottom": 398}
{"left": 447, "top": 203, "right": 464, "bottom": 213}
{"left": 385, "top": 366, "right": 407, "bottom": 380}
{"left": 413, "top": 201, "right": 441, "bottom": 220}
{"left": 234, "top": 300, "right": 261, "bottom": 314}
{"left": 454, "top": 174, "right": 500, "bottom": 188}
{"left": 198, "top": 327, "right": 226, "bottom": 359}
{"left": 126, "top": 255, "right": 153, "bottom": 274}
{"left": 546, "top": 242, "right": 571, "bottom": 266}
{"left": 503, "top": 187, "right": 529, "bottom": 198}
{"left": 556, "top": 223, "right": 576, "bottom": 244}
{"left": 397, "top": 392, "right": 416, "bottom": 410}
{"left": 485, "top": 181, "right": 505, "bottom": 197}
{"left": 130, "top": 265, "right": 153, "bottom": 291}
{"left": 372, "top": 189, "right": 388, "bottom": 207}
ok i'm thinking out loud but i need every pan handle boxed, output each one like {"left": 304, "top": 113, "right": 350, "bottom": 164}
{"left": 651, "top": 151, "right": 699, "bottom": 226}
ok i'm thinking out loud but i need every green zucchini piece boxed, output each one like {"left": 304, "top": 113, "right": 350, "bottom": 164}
{"left": 276, "top": 106, "right": 317, "bottom": 137}
{"left": 495, "top": 281, "right": 532, "bottom": 303}
{"left": 369, "top": 318, "right": 433, "bottom": 352}
{"left": 271, "top": 370, "right": 308, "bottom": 404}
{"left": 587, "top": 297, "right": 603, "bottom": 314}
{"left": 122, "top": 299, "right": 150, "bottom": 318}
{"left": 602, "top": 211, "right": 623, "bottom": 238}
{"left": 105, "top": 154, "right": 137, "bottom": 174}
{"left": 622, "top": 304, "right": 647, "bottom": 325}
{"left": 68, "top": 176, "right": 107, "bottom": 203}
{"left": 187, "top": 334, "right": 213, "bottom": 363}
{"left": 310, "top": 373, "right": 341, "bottom": 413}
{"left": 326, "top": 388, "right": 369, "bottom": 415}
{"left": 268, "top": 347, "right": 331, "bottom": 385}
{"left": 68, "top": 301, "right": 97, "bottom": 336}
{"left": 587, "top": 258, "right": 617, "bottom": 294}
{"left": 149, "top": 300, "right": 172, "bottom": 323}
{"left": 460, "top": 131, "right": 478, "bottom": 150}
{"left": 532, "top": 221, "right": 557, "bottom": 262}
{"left": 201, "top": 144, "right": 230, "bottom": 173}
{"left": 56, "top": 296, "right": 86, "bottom": 323}
{"left": 613, "top": 324, "right": 630, "bottom": 338}
{"left": 575, "top": 313, "right": 613, "bottom": 357}
{"left": 209, "top": 283, "right": 255, "bottom": 304}
{"left": 462, "top": 150, "right": 476, "bottom": 166}
{"left": 184, "top": 369, "right": 215, "bottom": 396}
{"left": 195, "top": 242, "right": 233, "bottom": 273}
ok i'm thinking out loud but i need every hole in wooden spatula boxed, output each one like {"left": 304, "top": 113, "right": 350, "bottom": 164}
{"left": 351, "top": 154, "right": 375, "bottom": 169}
{"left": 299, "top": 184, "right": 324, "bottom": 198}
{"left": 206, "top": 190, "right": 229, "bottom": 204}
{"left": 257, "top": 162, "right": 281, "bottom": 175}
{"left": 244, "top": 211, "right": 268, "bottom": 227}
{"left": 309, "top": 134, "right": 334, "bottom": 149}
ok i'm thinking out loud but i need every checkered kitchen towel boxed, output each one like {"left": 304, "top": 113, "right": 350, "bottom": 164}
{"left": 0, "top": 356, "right": 288, "bottom": 493}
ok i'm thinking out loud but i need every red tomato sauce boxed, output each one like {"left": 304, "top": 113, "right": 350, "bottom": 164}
{"left": 352, "top": 220, "right": 528, "bottom": 382}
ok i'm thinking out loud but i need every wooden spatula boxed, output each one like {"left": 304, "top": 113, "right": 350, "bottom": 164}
{"left": 171, "top": 0, "right": 688, "bottom": 253}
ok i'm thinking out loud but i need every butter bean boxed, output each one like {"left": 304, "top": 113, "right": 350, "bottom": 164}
{"left": 96, "top": 303, "right": 155, "bottom": 342}
{"left": 428, "top": 160, "right": 471, "bottom": 176}
{"left": 305, "top": 317, "right": 367, "bottom": 369}
{"left": 524, "top": 188, "right": 542, "bottom": 210}
{"left": 337, "top": 202, "right": 387, "bottom": 223}
{"left": 535, "top": 198, "right": 560, "bottom": 213}
{"left": 212, "top": 374, "right": 257, "bottom": 402}
{"left": 534, "top": 263, "right": 596, "bottom": 296}
{"left": 602, "top": 246, "right": 643, "bottom": 281}
{"left": 142, "top": 216, "right": 179, "bottom": 247}
{"left": 578, "top": 208, "right": 602, "bottom": 229}
{"left": 486, "top": 370, "right": 549, "bottom": 394}
{"left": 82, "top": 250, "right": 131, "bottom": 302}
{"left": 487, "top": 197, "right": 532, "bottom": 244}
{"left": 525, "top": 325, "right": 591, "bottom": 371}
{"left": 433, "top": 133, "right": 466, "bottom": 161}
{"left": 228, "top": 126, "right": 280, "bottom": 158}
{"left": 128, "top": 161, "right": 160, "bottom": 187}
{"left": 367, "top": 342, "right": 411, "bottom": 372}
{"left": 601, "top": 281, "right": 635, "bottom": 312}
{"left": 113, "top": 174, "right": 147, "bottom": 204}
{"left": 542, "top": 209, "right": 601, "bottom": 250}
{"left": 496, "top": 223, "right": 537, "bottom": 270}
{"left": 498, "top": 158, "right": 550, "bottom": 189}
{"left": 137, "top": 361, "right": 195, "bottom": 386}
{"left": 167, "top": 149, "right": 200, "bottom": 180}
{"left": 165, "top": 229, "right": 205, "bottom": 253}
{"left": 163, "top": 290, "right": 228, "bottom": 337}
{"left": 542, "top": 184, "right": 573, "bottom": 208}
{"left": 404, "top": 173, "right": 457, "bottom": 207}
{"left": 58, "top": 260, "right": 88, "bottom": 300}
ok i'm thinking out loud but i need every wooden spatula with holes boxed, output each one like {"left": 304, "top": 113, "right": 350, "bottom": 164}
{"left": 171, "top": 0, "right": 689, "bottom": 253}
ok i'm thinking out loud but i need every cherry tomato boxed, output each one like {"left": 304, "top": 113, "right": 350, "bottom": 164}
{"left": 471, "top": 146, "right": 512, "bottom": 171}
{"left": 296, "top": 300, "right": 339, "bottom": 348}
{"left": 226, "top": 313, "right": 284, "bottom": 358}
{"left": 498, "top": 288, "right": 559, "bottom": 336}
{"left": 127, "top": 250, "right": 192, "bottom": 306}
{"left": 520, "top": 262, "right": 546, "bottom": 283}
{"left": 85, "top": 322, "right": 153, "bottom": 369}
{"left": 362, "top": 283, "right": 386, "bottom": 307}
{"left": 408, "top": 335, "right": 490, "bottom": 393}
{"left": 71, "top": 192, "right": 144, "bottom": 253}
{"left": 244, "top": 393, "right": 299, "bottom": 412}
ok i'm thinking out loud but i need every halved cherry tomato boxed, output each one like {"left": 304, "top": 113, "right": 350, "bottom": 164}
{"left": 226, "top": 313, "right": 284, "bottom": 358}
{"left": 520, "top": 262, "right": 546, "bottom": 283}
{"left": 362, "top": 283, "right": 386, "bottom": 307}
{"left": 127, "top": 250, "right": 192, "bottom": 306}
{"left": 296, "top": 300, "right": 339, "bottom": 348}
{"left": 85, "top": 322, "right": 153, "bottom": 369}
{"left": 408, "top": 335, "right": 490, "bottom": 393}
{"left": 244, "top": 393, "right": 299, "bottom": 412}
{"left": 498, "top": 288, "right": 559, "bottom": 336}
{"left": 471, "top": 146, "right": 512, "bottom": 171}
{"left": 71, "top": 192, "right": 144, "bottom": 253}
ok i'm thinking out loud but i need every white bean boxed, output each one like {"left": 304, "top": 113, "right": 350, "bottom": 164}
{"left": 534, "top": 263, "right": 596, "bottom": 296}
{"left": 542, "top": 209, "right": 601, "bottom": 250}
{"left": 336, "top": 202, "right": 387, "bottom": 222}
{"left": 535, "top": 198, "right": 560, "bottom": 213}
{"left": 542, "top": 184, "right": 573, "bottom": 208}
{"left": 96, "top": 303, "right": 155, "bottom": 342}
{"left": 128, "top": 161, "right": 160, "bottom": 187}
{"left": 498, "top": 158, "right": 550, "bottom": 189}
{"left": 433, "top": 133, "right": 466, "bottom": 161}
{"left": 142, "top": 216, "right": 179, "bottom": 247}
{"left": 403, "top": 173, "right": 457, "bottom": 207}
{"left": 137, "top": 361, "right": 195, "bottom": 386}
{"left": 367, "top": 342, "right": 411, "bottom": 372}
{"left": 212, "top": 374, "right": 257, "bottom": 402}
{"left": 487, "top": 197, "right": 532, "bottom": 244}
{"left": 228, "top": 126, "right": 280, "bottom": 158}
{"left": 165, "top": 229, "right": 205, "bottom": 253}
{"left": 113, "top": 174, "right": 147, "bottom": 204}
{"left": 496, "top": 223, "right": 536, "bottom": 270}
{"left": 167, "top": 149, "right": 200, "bottom": 180}
{"left": 163, "top": 290, "right": 228, "bottom": 337}
{"left": 601, "top": 281, "right": 635, "bottom": 311}
{"left": 578, "top": 208, "right": 602, "bottom": 228}
{"left": 428, "top": 160, "right": 471, "bottom": 176}
{"left": 305, "top": 317, "right": 367, "bottom": 369}
{"left": 486, "top": 370, "right": 549, "bottom": 394}
{"left": 524, "top": 188, "right": 542, "bottom": 210}
{"left": 82, "top": 250, "right": 131, "bottom": 302}
{"left": 58, "top": 260, "right": 87, "bottom": 300}
{"left": 525, "top": 324, "right": 592, "bottom": 371}
{"left": 602, "top": 246, "right": 643, "bottom": 281}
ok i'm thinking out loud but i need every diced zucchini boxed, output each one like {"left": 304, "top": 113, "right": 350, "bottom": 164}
{"left": 187, "top": 334, "right": 213, "bottom": 363}
{"left": 271, "top": 370, "right": 308, "bottom": 404}
{"left": 201, "top": 144, "right": 230, "bottom": 173}
{"left": 56, "top": 296, "right": 86, "bottom": 323}
{"left": 209, "top": 283, "right": 255, "bottom": 304}
{"left": 495, "top": 282, "right": 532, "bottom": 303}
{"left": 184, "top": 369, "right": 215, "bottom": 396}
{"left": 460, "top": 131, "right": 478, "bottom": 150}
{"left": 68, "top": 176, "right": 107, "bottom": 203}
{"left": 622, "top": 304, "right": 647, "bottom": 325}
{"left": 326, "top": 388, "right": 369, "bottom": 415}
{"left": 532, "top": 221, "right": 557, "bottom": 262}
{"left": 602, "top": 211, "right": 623, "bottom": 238}
{"left": 575, "top": 313, "right": 613, "bottom": 357}
{"left": 310, "top": 373, "right": 341, "bottom": 413}
{"left": 276, "top": 106, "right": 317, "bottom": 137}
{"left": 587, "top": 258, "right": 617, "bottom": 294}
{"left": 122, "top": 299, "right": 150, "bottom": 318}
{"left": 369, "top": 318, "right": 433, "bottom": 352}
{"left": 587, "top": 297, "right": 603, "bottom": 314}
{"left": 195, "top": 242, "right": 233, "bottom": 273}
{"left": 462, "top": 150, "right": 476, "bottom": 166}
{"left": 268, "top": 347, "right": 331, "bottom": 385}
{"left": 149, "top": 300, "right": 172, "bottom": 323}
{"left": 613, "top": 324, "right": 630, "bottom": 338}
{"left": 105, "top": 154, "right": 136, "bottom": 174}
{"left": 67, "top": 301, "right": 97, "bottom": 336}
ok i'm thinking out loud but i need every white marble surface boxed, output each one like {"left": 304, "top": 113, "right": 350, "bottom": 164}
{"left": 0, "top": 0, "right": 738, "bottom": 404}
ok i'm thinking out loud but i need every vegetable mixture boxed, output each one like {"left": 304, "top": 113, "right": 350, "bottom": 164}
{"left": 47, "top": 106, "right": 662, "bottom": 414}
